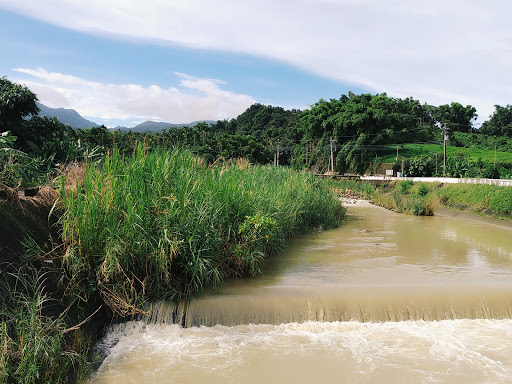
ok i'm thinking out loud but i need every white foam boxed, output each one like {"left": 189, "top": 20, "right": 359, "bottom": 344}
{"left": 90, "top": 319, "right": 512, "bottom": 383}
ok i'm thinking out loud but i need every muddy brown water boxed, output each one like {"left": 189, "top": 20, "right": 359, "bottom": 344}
{"left": 89, "top": 203, "right": 512, "bottom": 383}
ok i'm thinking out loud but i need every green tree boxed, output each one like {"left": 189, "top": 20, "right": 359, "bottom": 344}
{"left": 21, "top": 116, "right": 76, "bottom": 162}
{"left": 433, "top": 102, "right": 477, "bottom": 133}
{"left": 233, "top": 103, "right": 300, "bottom": 142}
{"left": 480, "top": 105, "right": 512, "bottom": 137}
{"left": 0, "top": 77, "right": 39, "bottom": 133}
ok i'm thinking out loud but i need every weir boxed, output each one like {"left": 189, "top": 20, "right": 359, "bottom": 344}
{"left": 146, "top": 287, "right": 512, "bottom": 327}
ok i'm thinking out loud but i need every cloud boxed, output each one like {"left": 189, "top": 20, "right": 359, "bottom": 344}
{"left": 12, "top": 68, "right": 256, "bottom": 124}
{"left": 2, "top": 0, "right": 512, "bottom": 121}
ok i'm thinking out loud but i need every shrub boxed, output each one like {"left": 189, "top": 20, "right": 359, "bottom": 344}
{"left": 417, "top": 183, "right": 429, "bottom": 196}
{"left": 400, "top": 180, "right": 414, "bottom": 194}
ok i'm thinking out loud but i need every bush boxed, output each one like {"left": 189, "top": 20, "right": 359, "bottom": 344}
{"left": 400, "top": 180, "right": 414, "bottom": 194}
{"left": 482, "top": 164, "right": 500, "bottom": 179}
{"left": 417, "top": 183, "right": 429, "bottom": 196}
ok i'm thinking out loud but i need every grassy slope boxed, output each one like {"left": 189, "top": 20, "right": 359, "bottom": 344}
{"left": 438, "top": 184, "right": 512, "bottom": 218}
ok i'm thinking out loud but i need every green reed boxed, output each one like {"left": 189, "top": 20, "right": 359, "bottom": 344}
{"left": 59, "top": 146, "right": 345, "bottom": 316}
{"left": 0, "top": 268, "right": 90, "bottom": 384}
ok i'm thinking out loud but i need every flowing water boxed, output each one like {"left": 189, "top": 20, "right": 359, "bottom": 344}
{"left": 89, "top": 202, "right": 512, "bottom": 383}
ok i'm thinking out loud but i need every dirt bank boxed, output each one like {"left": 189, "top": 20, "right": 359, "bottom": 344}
{"left": 0, "top": 187, "right": 59, "bottom": 262}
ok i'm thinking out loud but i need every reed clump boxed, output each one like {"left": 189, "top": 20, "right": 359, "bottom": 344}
{"left": 0, "top": 268, "right": 91, "bottom": 384}
{"left": 59, "top": 146, "right": 345, "bottom": 316}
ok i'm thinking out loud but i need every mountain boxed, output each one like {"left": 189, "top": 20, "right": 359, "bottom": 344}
{"left": 125, "top": 120, "right": 216, "bottom": 133}
{"left": 36, "top": 103, "right": 215, "bottom": 132}
{"left": 36, "top": 103, "right": 100, "bottom": 129}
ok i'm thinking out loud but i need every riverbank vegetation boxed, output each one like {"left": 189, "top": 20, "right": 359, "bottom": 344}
{"left": 0, "top": 268, "right": 91, "bottom": 383}
{"left": 332, "top": 179, "right": 512, "bottom": 220}
{"left": 438, "top": 184, "right": 512, "bottom": 219}
{"left": 370, "top": 181, "right": 438, "bottom": 216}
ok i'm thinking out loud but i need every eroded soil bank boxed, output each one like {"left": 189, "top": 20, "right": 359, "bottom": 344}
{"left": 0, "top": 187, "right": 59, "bottom": 261}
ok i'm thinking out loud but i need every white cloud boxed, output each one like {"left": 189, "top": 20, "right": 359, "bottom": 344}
{"left": 12, "top": 68, "right": 256, "bottom": 124}
{"left": 2, "top": 0, "right": 512, "bottom": 121}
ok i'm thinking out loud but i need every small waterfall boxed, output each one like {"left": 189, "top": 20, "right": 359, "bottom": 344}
{"left": 143, "top": 287, "right": 512, "bottom": 327}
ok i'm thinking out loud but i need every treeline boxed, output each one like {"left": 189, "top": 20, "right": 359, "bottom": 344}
{"left": 3, "top": 76, "right": 512, "bottom": 189}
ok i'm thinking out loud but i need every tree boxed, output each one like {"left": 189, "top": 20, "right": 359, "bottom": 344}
{"left": 233, "top": 103, "right": 300, "bottom": 142}
{"left": 480, "top": 105, "right": 512, "bottom": 137}
{"left": 21, "top": 116, "right": 75, "bottom": 162}
{"left": 433, "top": 102, "right": 477, "bottom": 133}
{"left": 0, "top": 77, "right": 39, "bottom": 133}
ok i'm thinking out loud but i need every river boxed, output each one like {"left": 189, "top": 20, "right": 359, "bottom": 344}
{"left": 89, "top": 202, "right": 512, "bottom": 383}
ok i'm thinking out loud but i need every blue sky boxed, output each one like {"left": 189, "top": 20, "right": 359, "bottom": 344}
{"left": 1, "top": 1, "right": 510, "bottom": 127}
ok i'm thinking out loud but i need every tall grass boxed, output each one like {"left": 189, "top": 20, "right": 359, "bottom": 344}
{"left": 0, "top": 268, "right": 91, "bottom": 383}
{"left": 59, "top": 146, "right": 345, "bottom": 316}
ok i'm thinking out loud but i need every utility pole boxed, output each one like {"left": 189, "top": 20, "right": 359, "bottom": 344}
{"left": 396, "top": 144, "right": 399, "bottom": 161}
{"left": 330, "top": 136, "right": 336, "bottom": 174}
{"left": 305, "top": 144, "right": 309, "bottom": 168}
{"left": 443, "top": 124, "right": 449, "bottom": 177}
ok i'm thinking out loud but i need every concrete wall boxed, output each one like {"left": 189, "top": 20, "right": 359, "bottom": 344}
{"left": 360, "top": 176, "right": 512, "bottom": 187}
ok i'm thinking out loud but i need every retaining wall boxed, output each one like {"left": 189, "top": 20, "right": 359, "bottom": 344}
{"left": 360, "top": 176, "right": 512, "bottom": 186}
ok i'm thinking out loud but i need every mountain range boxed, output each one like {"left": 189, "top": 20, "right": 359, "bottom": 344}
{"left": 37, "top": 103, "right": 214, "bottom": 132}
{"left": 37, "top": 103, "right": 100, "bottom": 129}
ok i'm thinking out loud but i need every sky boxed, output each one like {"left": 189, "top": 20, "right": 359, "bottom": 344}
{"left": 0, "top": 0, "right": 510, "bottom": 128}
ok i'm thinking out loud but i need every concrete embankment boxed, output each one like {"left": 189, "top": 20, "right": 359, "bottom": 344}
{"left": 360, "top": 175, "right": 512, "bottom": 187}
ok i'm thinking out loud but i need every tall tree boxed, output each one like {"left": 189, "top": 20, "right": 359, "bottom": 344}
{"left": 433, "top": 102, "right": 477, "bottom": 133}
{"left": 233, "top": 103, "right": 300, "bottom": 141}
{"left": 480, "top": 105, "right": 512, "bottom": 137}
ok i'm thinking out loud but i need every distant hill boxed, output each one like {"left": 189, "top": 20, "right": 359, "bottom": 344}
{"left": 35, "top": 103, "right": 214, "bottom": 132}
{"left": 36, "top": 103, "right": 100, "bottom": 129}
{"left": 122, "top": 120, "right": 216, "bottom": 133}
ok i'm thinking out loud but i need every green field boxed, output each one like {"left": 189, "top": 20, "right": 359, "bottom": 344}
{"left": 376, "top": 143, "right": 512, "bottom": 164}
